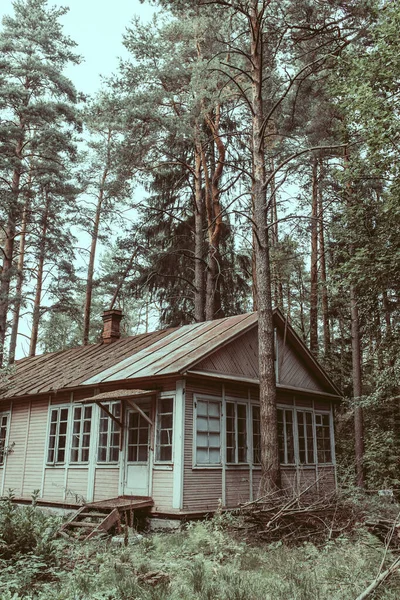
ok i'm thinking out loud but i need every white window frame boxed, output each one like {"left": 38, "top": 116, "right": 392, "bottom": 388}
{"left": 279, "top": 406, "right": 334, "bottom": 466}
{"left": 225, "top": 400, "right": 248, "bottom": 464}
{"left": 46, "top": 405, "right": 70, "bottom": 465}
{"left": 70, "top": 404, "right": 93, "bottom": 464}
{"left": 155, "top": 396, "right": 174, "bottom": 463}
{"left": 0, "top": 411, "right": 10, "bottom": 466}
{"left": 193, "top": 395, "right": 222, "bottom": 467}
{"left": 97, "top": 401, "right": 121, "bottom": 464}
{"left": 277, "top": 407, "right": 296, "bottom": 465}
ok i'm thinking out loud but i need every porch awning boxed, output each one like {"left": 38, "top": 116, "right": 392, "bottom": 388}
{"left": 75, "top": 389, "right": 157, "bottom": 404}
{"left": 75, "top": 389, "right": 157, "bottom": 435}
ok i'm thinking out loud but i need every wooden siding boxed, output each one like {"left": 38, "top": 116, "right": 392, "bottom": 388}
{"left": 225, "top": 469, "right": 251, "bottom": 507}
{"left": 22, "top": 399, "right": 48, "bottom": 497}
{"left": 43, "top": 468, "right": 66, "bottom": 500}
{"left": 194, "top": 327, "right": 327, "bottom": 393}
{"left": 93, "top": 468, "right": 119, "bottom": 501}
{"left": 152, "top": 469, "right": 174, "bottom": 511}
{"left": 277, "top": 330, "right": 323, "bottom": 391}
{"left": 3, "top": 401, "right": 30, "bottom": 495}
{"left": 195, "top": 330, "right": 258, "bottom": 379}
{"left": 66, "top": 468, "right": 89, "bottom": 503}
{"left": 183, "top": 380, "right": 223, "bottom": 511}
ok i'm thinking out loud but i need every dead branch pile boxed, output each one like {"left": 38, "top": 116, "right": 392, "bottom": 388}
{"left": 365, "top": 518, "right": 400, "bottom": 551}
{"left": 238, "top": 491, "right": 361, "bottom": 546}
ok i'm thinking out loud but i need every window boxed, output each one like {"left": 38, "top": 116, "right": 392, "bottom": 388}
{"left": 195, "top": 399, "right": 221, "bottom": 465}
{"left": 252, "top": 406, "right": 261, "bottom": 464}
{"left": 274, "top": 407, "right": 332, "bottom": 466}
{"left": 315, "top": 413, "right": 332, "bottom": 463}
{"left": 156, "top": 397, "right": 173, "bottom": 462}
{"left": 297, "top": 411, "right": 314, "bottom": 464}
{"left": 277, "top": 408, "right": 295, "bottom": 464}
{"left": 226, "top": 402, "right": 247, "bottom": 463}
{"left": 70, "top": 406, "right": 92, "bottom": 463}
{"left": 47, "top": 407, "right": 69, "bottom": 464}
{"left": 0, "top": 413, "right": 9, "bottom": 465}
{"left": 97, "top": 402, "right": 120, "bottom": 463}
{"left": 127, "top": 410, "right": 150, "bottom": 462}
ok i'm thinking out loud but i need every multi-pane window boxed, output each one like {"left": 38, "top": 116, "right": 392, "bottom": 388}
{"left": 276, "top": 408, "right": 332, "bottom": 465}
{"left": 97, "top": 402, "right": 120, "bottom": 463}
{"left": 226, "top": 402, "right": 247, "bottom": 463}
{"left": 316, "top": 413, "right": 332, "bottom": 463}
{"left": 127, "top": 411, "right": 150, "bottom": 462}
{"left": 0, "top": 413, "right": 9, "bottom": 465}
{"left": 70, "top": 406, "right": 92, "bottom": 463}
{"left": 196, "top": 399, "right": 221, "bottom": 465}
{"left": 47, "top": 407, "right": 69, "bottom": 464}
{"left": 252, "top": 406, "right": 261, "bottom": 464}
{"left": 297, "top": 411, "right": 314, "bottom": 464}
{"left": 277, "top": 408, "right": 295, "bottom": 464}
{"left": 156, "top": 398, "right": 173, "bottom": 462}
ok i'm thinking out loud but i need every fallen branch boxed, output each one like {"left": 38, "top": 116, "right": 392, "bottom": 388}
{"left": 355, "top": 556, "right": 400, "bottom": 600}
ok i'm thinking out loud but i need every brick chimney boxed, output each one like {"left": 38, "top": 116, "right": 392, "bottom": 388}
{"left": 101, "top": 309, "right": 123, "bottom": 344}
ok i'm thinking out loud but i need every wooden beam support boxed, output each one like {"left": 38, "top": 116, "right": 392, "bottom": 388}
{"left": 125, "top": 399, "right": 154, "bottom": 426}
{"left": 95, "top": 401, "right": 123, "bottom": 428}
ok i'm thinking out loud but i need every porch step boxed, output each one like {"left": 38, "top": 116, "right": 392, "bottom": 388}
{"left": 57, "top": 497, "right": 153, "bottom": 541}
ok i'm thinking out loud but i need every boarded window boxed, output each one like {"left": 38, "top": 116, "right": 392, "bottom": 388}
{"left": 196, "top": 399, "right": 221, "bottom": 465}
{"left": 47, "top": 407, "right": 69, "bottom": 464}
{"left": 0, "top": 413, "right": 9, "bottom": 465}
{"left": 156, "top": 397, "right": 173, "bottom": 462}
{"left": 226, "top": 402, "right": 247, "bottom": 463}
{"left": 97, "top": 402, "right": 120, "bottom": 463}
{"left": 127, "top": 410, "right": 150, "bottom": 462}
{"left": 70, "top": 405, "right": 92, "bottom": 463}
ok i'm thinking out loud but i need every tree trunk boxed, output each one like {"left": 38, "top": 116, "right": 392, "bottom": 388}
{"left": 309, "top": 158, "right": 319, "bottom": 354}
{"left": 203, "top": 109, "right": 225, "bottom": 321}
{"left": 0, "top": 127, "right": 25, "bottom": 365}
{"left": 194, "top": 141, "right": 205, "bottom": 322}
{"left": 318, "top": 159, "right": 331, "bottom": 356}
{"left": 345, "top": 144, "right": 365, "bottom": 487}
{"left": 350, "top": 283, "right": 365, "bottom": 487}
{"left": 9, "top": 194, "right": 29, "bottom": 364}
{"left": 29, "top": 190, "right": 50, "bottom": 357}
{"left": 250, "top": 1, "right": 280, "bottom": 491}
{"left": 83, "top": 129, "right": 111, "bottom": 345}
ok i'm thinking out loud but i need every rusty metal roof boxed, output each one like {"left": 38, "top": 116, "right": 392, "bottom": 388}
{"left": 1, "top": 313, "right": 256, "bottom": 400}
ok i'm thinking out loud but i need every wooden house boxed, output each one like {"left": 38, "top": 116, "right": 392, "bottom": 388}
{"left": 0, "top": 309, "right": 340, "bottom": 517}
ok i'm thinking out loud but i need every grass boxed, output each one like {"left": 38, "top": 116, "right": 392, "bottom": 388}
{"left": 1, "top": 504, "right": 400, "bottom": 599}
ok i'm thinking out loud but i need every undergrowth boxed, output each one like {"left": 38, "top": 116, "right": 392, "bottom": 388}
{"left": 1, "top": 494, "right": 400, "bottom": 599}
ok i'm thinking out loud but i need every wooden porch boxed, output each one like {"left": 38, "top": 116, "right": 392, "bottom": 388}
{"left": 58, "top": 496, "right": 154, "bottom": 541}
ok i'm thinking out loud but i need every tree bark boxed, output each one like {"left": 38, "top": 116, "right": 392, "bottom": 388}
{"left": 250, "top": 1, "right": 281, "bottom": 491}
{"left": 309, "top": 158, "right": 319, "bottom": 354}
{"left": 29, "top": 189, "right": 50, "bottom": 357}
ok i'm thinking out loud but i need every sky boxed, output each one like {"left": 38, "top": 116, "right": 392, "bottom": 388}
{"left": 1, "top": 0, "right": 157, "bottom": 94}
{"left": 0, "top": 0, "right": 158, "bottom": 357}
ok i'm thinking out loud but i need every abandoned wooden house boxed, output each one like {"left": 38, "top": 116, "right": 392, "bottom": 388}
{"left": 0, "top": 309, "right": 341, "bottom": 518}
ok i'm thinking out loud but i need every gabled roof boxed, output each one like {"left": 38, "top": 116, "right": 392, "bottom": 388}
{"left": 0, "top": 310, "right": 340, "bottom": 400}
{"left": 0, "top": 313, "right": 256, "bottom": 399}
